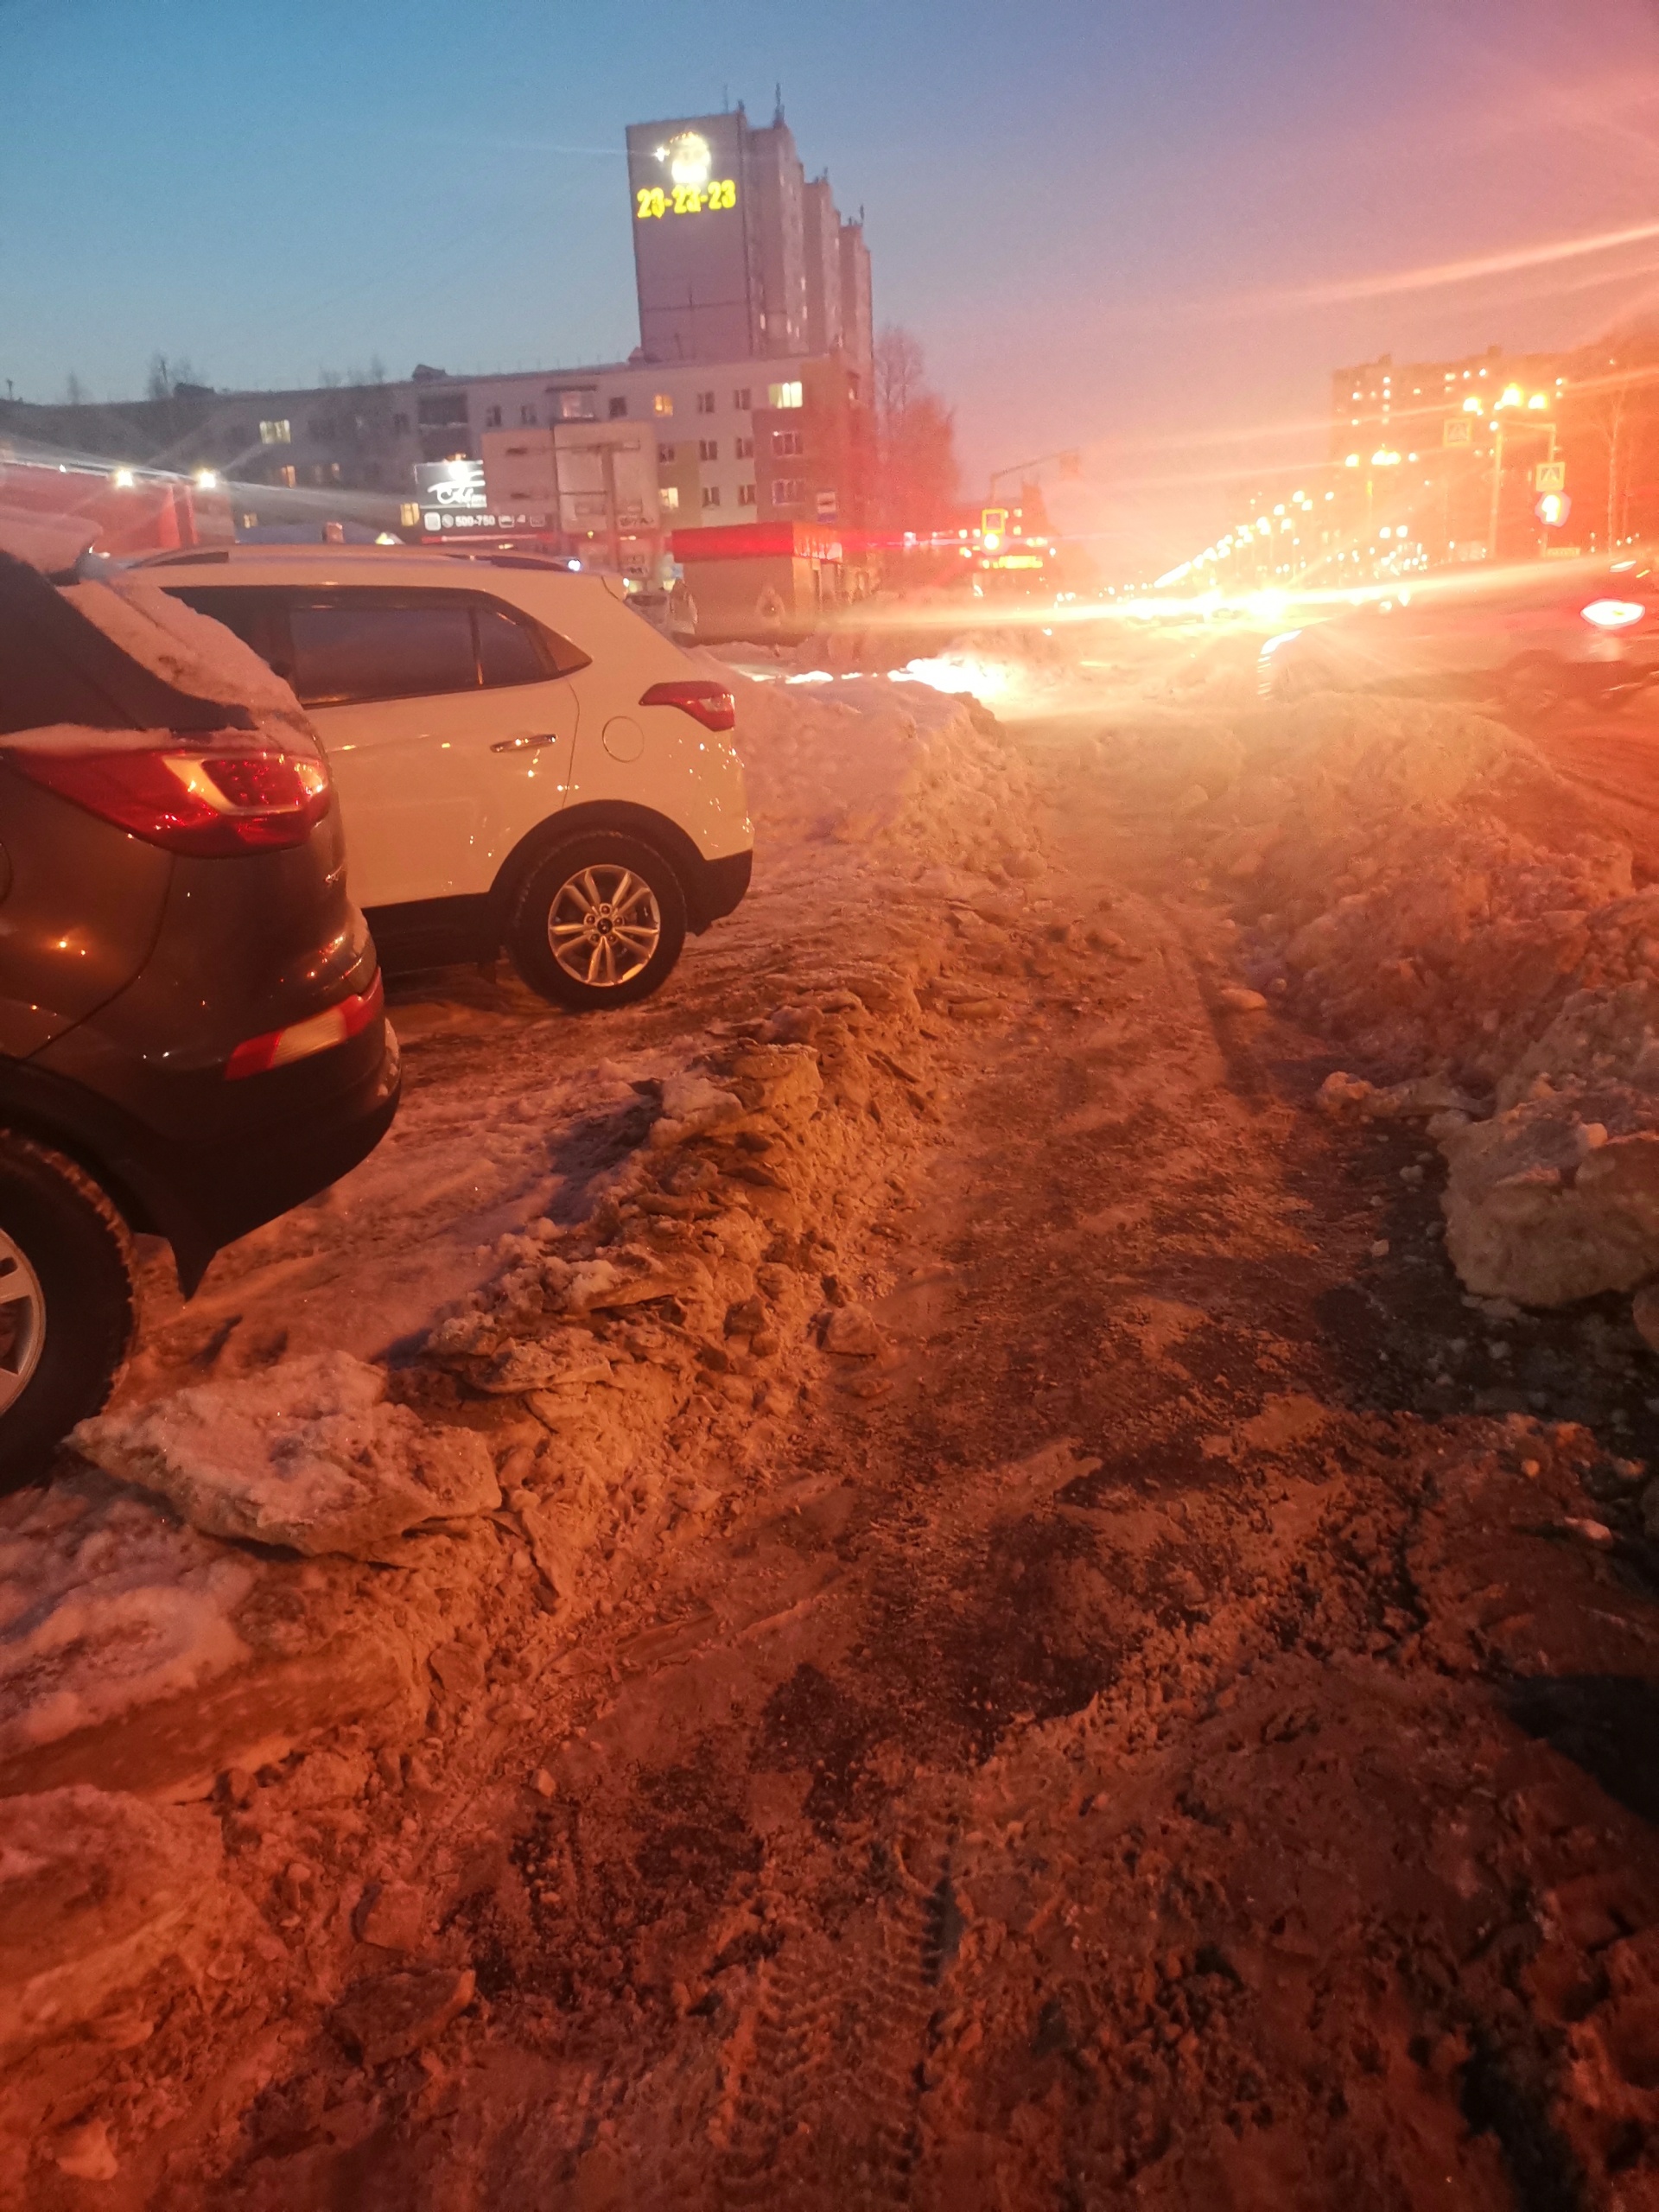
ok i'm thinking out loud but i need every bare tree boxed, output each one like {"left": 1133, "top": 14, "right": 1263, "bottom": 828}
{"left": 63, "top": 371, "right": 87, "bottom": 406}
{"left": 874, "top": 327, "right": 926, "bottom": 428}
{"left": 873, "top": 325, "right": 959, "bottom": 535}
{"left": 145, "top": 353, "right": 201, "bottom": 401}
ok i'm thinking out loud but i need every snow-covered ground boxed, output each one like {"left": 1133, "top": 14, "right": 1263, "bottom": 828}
{"left": 1108, "top": 681, "right": 1659, "bottom": 1311}
{"left": 0, "top": 660, "right": 1052, "bottom": 2150}
{"left": 9, "top": 623, "right": 1659, "bottom": 2207}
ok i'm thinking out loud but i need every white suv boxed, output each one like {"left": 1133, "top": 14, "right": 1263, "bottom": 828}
{"left": 137, "top": 547, "right": 752, "bottom": 1010}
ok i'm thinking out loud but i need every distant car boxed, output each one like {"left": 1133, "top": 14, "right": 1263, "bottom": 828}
{"left": 139, "top": 546, "right": 753, "bottom": 1009}
{"left": 1258, "top": 557, "right": 1659, "bottom": 719}
{"left": 0, "top": 551, "right": 399, "bottom": 1487}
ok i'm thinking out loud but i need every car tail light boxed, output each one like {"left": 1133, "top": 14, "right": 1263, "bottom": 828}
{"left": 3, "top": 733, "right": 331, "bottom": 854}
{"left": 225, "top": 974, "right": 384, "bottom": 1080}
{"left": 639, "top": 680, "right": 736, "bottom": 732}
{"left": 1581, "top": 599, "right": 1647, "bottom": 630}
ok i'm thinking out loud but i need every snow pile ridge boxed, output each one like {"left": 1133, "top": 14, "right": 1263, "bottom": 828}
{"left": 0, "top": 1786, "right": 231, "bottom": 2060}
{"left": 712, "top": 660, "right": 1041, "bottom": 874}
{"left": 72, "top": 1351, "right": 499, "bottom": 1557}
{"left": 0, "top": 1490, "right": 257, "bottom": 1762}
{"left": 1117, "top": 688, "right": 1659, "bottom": 1306}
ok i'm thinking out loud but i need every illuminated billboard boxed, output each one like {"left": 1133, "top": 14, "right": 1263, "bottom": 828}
{"left": 626, "top": 112, "right": 755, "bottom": 363}
{"left": 413, "top": 459, "right": 486, "bottom": 511}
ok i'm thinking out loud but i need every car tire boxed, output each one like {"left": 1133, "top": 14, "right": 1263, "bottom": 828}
{"left": 0, "top": 1134, "right": 137, "bottom": 1494}
{"left": 1499, "top": 655, "right": 1574, "bottom": 726}
{"left": 507, "top": 832, "right": 689, "bottom": 1011}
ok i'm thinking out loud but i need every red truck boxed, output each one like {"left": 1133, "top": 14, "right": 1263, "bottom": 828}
{"left": 0, "top": 454, "right": 235, "bottom": 562}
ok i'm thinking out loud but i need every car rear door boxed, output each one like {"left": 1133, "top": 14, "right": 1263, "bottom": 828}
{"left": 170, "top": 583, "right": 579, "bottom": 912}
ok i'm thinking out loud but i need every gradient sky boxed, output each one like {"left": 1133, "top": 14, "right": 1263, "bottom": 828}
{"left": 6, "top": 0, "right": 1659, "bottom": 572}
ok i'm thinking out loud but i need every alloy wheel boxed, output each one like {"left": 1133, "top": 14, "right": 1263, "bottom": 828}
{"left": 0, "top": 1230, "right": 46, "bottom": 1416}
{"left": 547, "top": 864, "right": 663, "bottom": 988}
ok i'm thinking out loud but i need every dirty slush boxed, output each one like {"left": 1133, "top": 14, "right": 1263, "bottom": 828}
{"left": 6, "top": 639, "right": 1659, "bottom": 2209}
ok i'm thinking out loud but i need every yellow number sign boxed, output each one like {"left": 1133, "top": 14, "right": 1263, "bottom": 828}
{"left": 636, "top": 180, "right": 737, "bottom": 219}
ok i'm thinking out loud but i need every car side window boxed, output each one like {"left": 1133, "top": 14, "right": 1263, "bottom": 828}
{"left": 473, "top": 596, "right": 591, "bottom": 682}
{"left": 475, "top": 601, "right": 551, "bottom": 688}
{"left": 163, "top": 586, "right": 288, "bottom": 670}
{"left": 287, "top": 598, "right": 476, "bottom": 707}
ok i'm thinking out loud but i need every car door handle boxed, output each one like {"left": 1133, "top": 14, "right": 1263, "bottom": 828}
{"left": 490, "top": 732, "right": 561, "bottom": 753}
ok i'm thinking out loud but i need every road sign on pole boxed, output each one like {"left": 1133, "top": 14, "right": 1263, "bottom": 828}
{"left": 1535, "top": 460, "right": 1567, "bottom": 493}
{"left": 1444, "top": 417, "right": 1473, "bottom": 447}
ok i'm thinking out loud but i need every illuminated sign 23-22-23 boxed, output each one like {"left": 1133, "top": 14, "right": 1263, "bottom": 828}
{"left": 636, "top": 180, "right": 737, "bottom": 219}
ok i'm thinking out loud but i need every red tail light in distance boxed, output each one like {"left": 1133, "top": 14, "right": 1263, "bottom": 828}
{"left": 3, "top": 732, "right": 331, "bottom": 855}
{"left": 639, "top": 680, "right": 737, "bottom": 733}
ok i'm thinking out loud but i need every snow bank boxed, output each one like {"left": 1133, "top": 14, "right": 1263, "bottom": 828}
{"left": 72, "top": 1351, "right": 499, "bottom": 1557}
{"left": 0, "top": 664, "right": 1046, "bottom": 2046}
{"left": 0, "top": 1483, "right": 255, "bottom": 1765}
{"left": 1117, "top": 689, "right": 1659, "bottom": 1306}
{"left": 0, "top": 1786, "right": 231, "bottom": 2058}
{"left": 0, "top": 1466, "right": 434, "bottom": 1802}
{"left": 420, "top": 1007, "right": 944, "bottom": 1622}
{"left": 712, "top": 662, "right": 1043, "bottom": 876}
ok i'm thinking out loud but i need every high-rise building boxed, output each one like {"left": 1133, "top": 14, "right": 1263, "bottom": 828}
{"left": 626, "top": 104, "right": 871, "bottom": 391}
{"left": 838, "top": 219, "right": 873, "bottom": 393}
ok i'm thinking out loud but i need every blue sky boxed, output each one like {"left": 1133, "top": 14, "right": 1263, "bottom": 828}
{"left": 6, "top": 0, "right": 1659, "bottom": 567}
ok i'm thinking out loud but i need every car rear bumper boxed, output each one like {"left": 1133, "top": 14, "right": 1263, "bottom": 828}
{"left": 3, "top": 1014, "right": 401, "bottom": 1294}
{"left": 687, "top": 847, "right": 753, "bottom": 931}
{"left": 168, "top": 1020, "right": 402, "bottom": 1287}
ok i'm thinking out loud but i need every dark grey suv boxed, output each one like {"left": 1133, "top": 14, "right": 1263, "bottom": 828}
{"left": 0, "top": 550, "right": 401, "bottom": 1486}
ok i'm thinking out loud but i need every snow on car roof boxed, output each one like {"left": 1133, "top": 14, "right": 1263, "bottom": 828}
{"left": 63, "top": 576, "right": 321, "bottom": 753}
{"left": 0, "top": 551, "right": 258, "bottom": 741}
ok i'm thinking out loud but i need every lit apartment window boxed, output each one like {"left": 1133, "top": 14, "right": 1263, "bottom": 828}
{"left": 519, "top": 404, "right": 537, "bottom": 425}
{"left": 660, "top": 485, "right": 680, "bottom": 511}
{"left": 733, "top": 387, "right": 752, "bottom": 411}
{"left": 734, "top": 435, "right": 754, "bottom": 460}
{"left": 608, "top": 397, "right": 628, "bottom": 419}
{"left": 702, "top": 484, "right": 721, "bottom": 508}
{"left": 275, "top": 463, "right": 296, "bottom": 486}
{"left": 768, "top": 381, "right": 803, "bottom": 410}
{"left": 698, "top": 438, "right": 718, "bottom": 461}
{"left": 556, "top": 390, "right": 595, "bottom": 421}
{"left": 654, "top": 393, "right": 674, "bottom": 416}
{"left": 772, "top": 429, "right": 804, "bottom": 456}
{"left": 485, "top": 404, "right": 503, "bottom": 428}
{"left": 696, "top": 391, "right": 715, "bottom": 414}
{"left": 658, "top": 443, "right": 677, "bottom": 464}
{"left": 258, "top": 419, "right": 291, "bottom": 445}
{"left": 738, "top": 482, "right": 757, "bottom": 506}
{"left": 772, "top": 478, "right": 804, "bottom": 505}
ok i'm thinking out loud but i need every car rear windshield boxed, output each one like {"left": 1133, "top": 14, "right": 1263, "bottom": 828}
{"left": 163, "top": 583, "right": 589, "bottom": 708}
{"left": 0, "top": 552, "right": 254, "bottom": 737}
